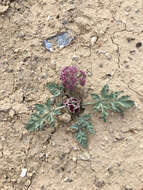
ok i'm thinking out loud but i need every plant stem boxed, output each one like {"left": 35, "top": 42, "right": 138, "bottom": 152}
{"left": 55, "top": 106, "right": 65, "bottom": 110}
{"left": 82, "top": 102, "right": 96, "bottom": 106}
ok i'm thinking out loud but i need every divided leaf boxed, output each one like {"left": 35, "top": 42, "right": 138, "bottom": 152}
{"left": 71, "top": 114, "right": 94, "bottom": 148}
{"left": 26, "top": 98, "right": 60, "bottom": 131}
{"left": 47, "top": 82, "right": 63, "bottom": 97}
{"left": 91, "top": 85, "right": 134, "bottom": 122}
{"left": 75, "top": 131, "right": 88, "bottom": 148}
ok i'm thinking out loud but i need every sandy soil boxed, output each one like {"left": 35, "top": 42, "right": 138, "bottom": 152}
{"left": 0, "top": 0, "right": 143, "bottom": 190}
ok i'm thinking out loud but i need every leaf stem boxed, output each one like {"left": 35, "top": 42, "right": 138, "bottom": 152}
{"left": 55, "top": 106, "right": 65, "bottom": 110}
{"left": 82, "top": 102, "right": 96, "bottom": 106}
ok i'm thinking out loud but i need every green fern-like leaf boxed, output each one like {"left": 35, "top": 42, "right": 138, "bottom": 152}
{"left": 26, "top": 98, "right": 60, "bottom": 131}
{"left": 91, "top": 85, "right": 134, "bottom": 122}
{"left": 47, "top": 82, "right": 63, "bottom": 97}
{"left": 75, "top": 131, "right": 88, "bottom": 148}
{"left": 71, "top": 114, "right": 94, "bottom": 148}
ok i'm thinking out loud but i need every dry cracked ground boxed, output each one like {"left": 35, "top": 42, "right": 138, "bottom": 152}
{"left": 0, "top": 0, "right": 143, "bottom": 190}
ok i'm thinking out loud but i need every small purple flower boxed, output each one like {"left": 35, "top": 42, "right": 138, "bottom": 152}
{"left": 60, "top": 66, "right": 86, "bottom": 90}
{"left": 63, "top": 97, "right": 80, "bottom": 113}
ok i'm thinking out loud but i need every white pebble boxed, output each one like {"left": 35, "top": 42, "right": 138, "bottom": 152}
{"left": 91, "top": 36, "right": 98, "bottom": 45}
{"left": 20, "top": 168, "right": 27, "bottom": 177}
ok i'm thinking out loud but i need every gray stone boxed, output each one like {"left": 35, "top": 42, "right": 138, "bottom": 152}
{"left": 79, "top": 152, "right": 91, "bottom": 161}
{"left": 18, "top": 31, "right": 25, "bottom": 38}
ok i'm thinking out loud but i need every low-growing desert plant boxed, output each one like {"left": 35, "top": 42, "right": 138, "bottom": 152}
{"left": 26, "top": 66, "right": 134, "bottom": 148}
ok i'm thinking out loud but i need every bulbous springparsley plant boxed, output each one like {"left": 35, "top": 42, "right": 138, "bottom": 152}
{"left": 26, "top": 65, "right": 134, "bottom": 148}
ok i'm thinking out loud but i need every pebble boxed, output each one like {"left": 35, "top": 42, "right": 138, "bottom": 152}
{"left": 136, "top": 42, "right": 142, "bottom": 48}
{"left": 79, "top": 152, "right": 91, "bottom": 161}
{"left": 41, "top": 73, "right": 47, "bottom": 79}
{"left": 124, "top": 6, "right": 132, "bottom": 12}
{"left": 0, "top": 5, "right": 9, "bottom": 14}
{"left": 51, "top": 141, "right": 56, "bottom": 147}
{"left": 72, "top": 55, "right": 80, "bottom": 61}
{"left": 18, "top": 31, "right": 25, "bottom": 38}
{"left": 130, "top": 50, "right": 136, "bottom": 55}
{"left": 105, "top": 52, "right": 112, "bottom": 60}
{"left": 113, "top": 132, "right": 124, "bottom": 141}
{"left": 20, "top": 168, "right": 27, "bottom": 177}
{"left": 91, "top": 36, "right": 98, "bottom": 45}
{"left": 63, "top": 177, "right": 73, "bottom": 182}
{"left": 96, "top": 180, "right": 105, "bottom": 188}
{"left": 125, "top": 185, "right": 133, "bottom": 190}
{"left": 50, "top": 60, "right": 56, "bottom": 70}
{"left": 27, "top": 172, "right": 33, "bottom": 177}
{"left": 126, "top": 37, "right": 135, "bottom": 43}
{"left": 107, "top": 166, "right": 113, "bottom": 175}
{"left": 72, "top": 157, "right": 77, "bottom": 162}
{"left": 58, "top": 113, "right": 71, "bottom": 123}
{"left": 87, "top": 72, "right": 92, "bottom": 77}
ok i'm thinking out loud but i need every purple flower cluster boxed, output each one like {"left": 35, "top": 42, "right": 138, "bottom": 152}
{"left": 60, "top": 66, "right": 86, "bottom": 90}
{"left": 63, "top": 97, "right": 80, "bottom": 113}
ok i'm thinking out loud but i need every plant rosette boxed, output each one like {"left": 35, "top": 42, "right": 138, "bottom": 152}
{"left": 26, "top": 66, "right": 134, "bottom": 148}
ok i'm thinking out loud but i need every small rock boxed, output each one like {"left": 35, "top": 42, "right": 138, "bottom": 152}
{"left": 136, "top": 42, "right": 142, "bottom": 48}
{"left": 72, "top": 55, "right": 80, "bottom": 61}
{"left": 20, "top": 168, "right": 27, "bottom": 178}
{"left": 63, "top": 177, "right": 73, "bottom": 182}
{"left": 59, "top": 152, "right": 66, "bottom": 160}
{"left": 113, "top": 132, "right": 124, "bottom": 141}
{"left": 79, "top": 152, "right": 91, "bottom": 161}
{"left": 50, "top": 60, "right": 56, "bottom": 70}
{"left": 126, "top": 37, "right": 135, "bottom": 43}
{"left": 91, "top": 36, "right": 98, "bottom": 45}
{"left": 130, "top": 50, "right": 136, "bottom": 55}
{"left": 58, "top": 113, "right": 71, "bottom": 123}
{"left": 125, "top": 185, "right": 133, "bottom": 190}
{"left": 51, "top": 141, "right": 56, "bottom": 146}
{"left": 18, "top": 31, "right": 25, "bottom": 38}
{"left": 124, "top": 6, "right": 132, "bottom": 12}
{"left": 41, "top": 73, "right": 47, "bottom": 79}
{"left": 87, "top": 72, "right": 92, "bottom": 76}
{"left": 105, "top": 52, "right": 112, "bottom": 60}
{"left": 96, "top": 180, "right": 105, "bottom": 188}
{"left": 27, "top": 172, "right": 33, "bottom": 177}
{"left": 72, "top": 157, "right": 77, "bottom": 162}
{"left": 0, "top": 5, "right": 9, "bottom": 14}
{"left": 106, "top": 73, "right": 112, "bottom": 78}
{"left": 107, "top": 166, "right": 113, "bottom": 175}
